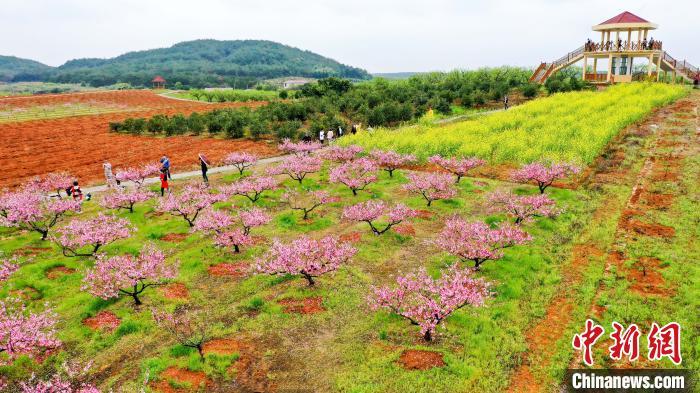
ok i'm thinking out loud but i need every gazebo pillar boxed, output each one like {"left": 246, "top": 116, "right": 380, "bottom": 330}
{"left": 648, "top": 53, "right": 654, "bottom": 77}
{"left": 626, "top": 29, "right": 632, "bottom": 49}
{"left": 656, "top": 54, "right": 662, "bottom": 81}
{"left": 593, "top": 58, "right": 598, "bottom": 77}
{"left": 607, "top": 53, "right": 613, "bottom": 82}
{"left": 582, "top": 55, "right": 588, "bottom": 80}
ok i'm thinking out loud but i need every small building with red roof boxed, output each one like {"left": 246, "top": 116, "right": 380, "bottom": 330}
{"left": 152, "top": 76, "right": 166, "bottom": 89}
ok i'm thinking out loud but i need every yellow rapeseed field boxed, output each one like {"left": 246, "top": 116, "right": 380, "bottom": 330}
{"left": 339, "top": 83, "right": 687, "bottom": 164}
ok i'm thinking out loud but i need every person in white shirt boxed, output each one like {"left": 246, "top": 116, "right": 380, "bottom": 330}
{"left": 327, "top": 130, "right": 334, "bottom": 142}
{"left": 338, "top": 126, "right": 343, "bottom": 137}
{"left": 319, "top": 130, "right": 325, "bottom": 144}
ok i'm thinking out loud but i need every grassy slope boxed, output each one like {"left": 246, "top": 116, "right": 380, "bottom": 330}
{"left": 338, "top": 83, "right": 687, "bottom": 165}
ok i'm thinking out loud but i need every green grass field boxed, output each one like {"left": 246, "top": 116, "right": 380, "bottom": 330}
{"left": 339, "top": 83, "right": 687, "bottom": 165}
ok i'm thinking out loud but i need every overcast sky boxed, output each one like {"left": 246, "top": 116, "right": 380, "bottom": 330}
{"left": 2, "top": 0, "right": 697, "bottom": 73}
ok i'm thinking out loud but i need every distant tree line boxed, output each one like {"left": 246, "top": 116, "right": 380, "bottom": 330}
{"left": 109, "top": 68, "right": 541, "bottom": 140}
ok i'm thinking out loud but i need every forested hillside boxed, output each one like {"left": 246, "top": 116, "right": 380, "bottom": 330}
{"left": 0, "top": 55, "right": 52, "bottom": 82}
{"left": 1, "top": 40, "right": 371, "bottom": 88}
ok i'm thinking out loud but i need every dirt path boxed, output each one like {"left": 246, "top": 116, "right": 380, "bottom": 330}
{"left": 506, "top": 91, "right": 698, "bottom": 392}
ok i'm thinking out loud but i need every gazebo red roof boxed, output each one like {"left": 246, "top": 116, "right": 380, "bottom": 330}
{"left": 152, "top": 76, "right": 166, "bottom": 83}
{"left": 598, "top": 11, "right": 649, "bottom": 25}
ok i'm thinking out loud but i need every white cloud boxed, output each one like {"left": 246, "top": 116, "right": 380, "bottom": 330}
{"left": 1, "top": 0, "right": 697, "bottom": 72}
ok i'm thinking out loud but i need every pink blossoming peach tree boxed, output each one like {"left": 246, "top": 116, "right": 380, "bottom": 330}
{"left": 157, "top": 183, "right": 223, "bottom": 227}
{"left": 435, "top": 216, "right": 532, "bottom": 270}
{"left": 24, "top": 172, "right": 74, "bottom": 198}
{"left": 115, "top": 163, "right": 161, "bottom": 189}
{"left": 487, "top": 191, "right": 560, "bottom": 225}
{"left": 320, "top": 145, "right": 364, "bottom": 163}
{"left": 82, "top": 245, "right": 178, "bottom": 305}
{"left": 281, "top": 189, "right": 335, "bottom": 220}
{"left": 193, "top": 208, "right": 269, "bottom": 253}
{"left": 52, "top": 213, "right": 134, "bottom": 257}
{"left": 219, "top": 176, "right": 279, "bottom": 203}
{"left": 329, "top": 158, "right": 378, "bottom": 196}
{"left": 402, "top": 173, "right": 457, "bottom": 206}
{"left": 370, "top": 150, "right": 416, "bottom": 178}
{"left": 0, "top": 298, "right": 60, "bottom": 364}
{"left": 223, "top": 152, "right": 258, "bottom": 176}
{"left": 369, "top": 265, "right": 491, "bottom": 341}
{"left": 100, "top": 188, "right": 154, "bottom": 213}
{"left": 511, "top": 162, "right": 581, "bottom": 194}
{"left": 0, "top": 257, "right": 19, "bottom": 282}
{"left": 0, "top": 191, "right": 81, "bottom": 240}
{"left": 267, "top": 155, "right": 323, "bottom": 185}
{"left": 256, "top": 236, "right": 357, "bottom": 286}
{"left": 342, "top": 200, "right": 417, "bottom": 235}
{"left": 428, "top": 155, "right": 486, "bottom": 183}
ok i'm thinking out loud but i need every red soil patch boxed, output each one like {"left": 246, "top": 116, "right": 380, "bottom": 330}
{"left": 607, "top": 251, "right": 626, "bottom": 268}
{"left": 159, "top": 283, "right": 189, "bottom": 299}
{"left": 83, "top": 311, "right": 120, "bottom": 332}
{"left": 250, "top": 235, "right": 267, "bottom": 245}
{"left": 628, "top": 257, "right": 673, "bottom": 296}
{"left": 0, "top": 90, "right": 277, "bottom": 189}
{"left": 203, "top": 338, "right": 244, "bottom": 355}
{"left": 151, "top": 366, "right": 211, "bottom": 393}
{"left": 9, "top": 286, "right": 41, "bottom": 300}
{"left": 204, "top": 338, "right": 275, "bottom": 392}
{"left": 45, "top": 265, "right": 76, "bottom": 279}
{"left": 160, "top": 233, "right": 189, "bottom": 242}
{"left": 640, "top": 192, "right": 674, "bottom": 210}
{"left": 339, "top": 231, "right": 362, "bottom": 243}
{"left": 393, "top": 223, "right": 416, "bottom": 236}
{"left": 507, "top": 366, "right": 539, "bottom": 393}
{"left": 626, "top": 220, "right": 675, "bottom": 238}
{"left": 277, "top": 296, "right": 325, "bottom": 314}
{"left": 397, "top": 349, "right": 445, "bottom": 370}
{"left": 13, "top": 246, "right": 51, "bottom": 257}
{"left": 414, "top": 210, "right": 434, "bottom": 219}
{"left": 207, "top": 262, "right": 249, "bottom": 277}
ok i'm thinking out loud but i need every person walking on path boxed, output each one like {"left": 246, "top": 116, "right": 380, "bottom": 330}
{"left": 160, "top": 156, "right": 172, "bottom": 180}
{"left": 103, "top": 162, "right": 115, "bottom": 188}
{"left": 159, "top": 168, "right": 170, "bottom": 196}
{"left": 338, "top": 126, "right": 344, "bottom": 138}
{"left": 199, "top": 153, "right": 209, "bottom": 184}
{"left": 503, "top": 95, "right": 509, "bottom": 110}
{"left": 351, "top": 124, "right": 357, "bottom": 135}
{"left": 327, "top": 129, "right": 334, "bottom": 143}
{"left": 319, "top": 130, "right": 325, "bottom": 144}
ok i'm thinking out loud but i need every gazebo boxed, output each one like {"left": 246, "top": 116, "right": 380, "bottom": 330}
{"left": 531, "top": 11, "right": 698, "bottom": 85}
{"left": 152, "top": 76, "right": 166, "bottom": 89}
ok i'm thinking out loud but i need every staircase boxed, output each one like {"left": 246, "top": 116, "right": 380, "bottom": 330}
{"left": 531, "top": 46, "right": 585, "bottom": 84}
{"left": 660, "top": 52, "right": 699, "bottom": 82}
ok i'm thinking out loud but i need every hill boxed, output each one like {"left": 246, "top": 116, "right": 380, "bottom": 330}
{"left": 0, "top": 55, "right": 53, "bottom": 82}
{"left": 1, "top": 40, "right": 371, "bottom": 88}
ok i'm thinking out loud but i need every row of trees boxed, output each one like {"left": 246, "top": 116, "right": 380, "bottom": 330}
{"left": 109, "top": 70, "right": 540, "bottom": 141}
{"left": 0, "top": 145, "right": 580, "bottom": 390}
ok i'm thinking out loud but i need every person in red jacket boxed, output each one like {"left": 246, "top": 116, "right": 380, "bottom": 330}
{"left": 70, "top": 181, "right": 83, "bottom": 201}
{"left": 160, "top": 168, "right": 169, "bottom": 197}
